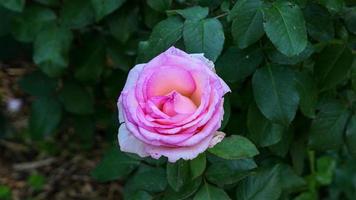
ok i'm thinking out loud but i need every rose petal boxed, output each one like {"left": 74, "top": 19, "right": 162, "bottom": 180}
{"left": 118, "top": 124, "right": 149, "bottom": 157}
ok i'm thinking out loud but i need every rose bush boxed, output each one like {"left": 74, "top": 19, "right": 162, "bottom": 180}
{"left": 1, "top": 0, "right": 356, "bottom": 199}
{"left": 118, "top": 47, "right": 230, "bottom": 162}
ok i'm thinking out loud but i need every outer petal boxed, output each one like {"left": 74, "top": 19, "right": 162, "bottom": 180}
{"left": 145, "top": 134, "right": 214, "bottom": 162}
{"left": 118, "top": 124, "right": 149, "bottom": 157}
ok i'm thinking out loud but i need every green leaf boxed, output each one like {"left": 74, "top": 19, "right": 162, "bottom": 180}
{"left": 319, "top": 0, "right": 344, "bottom": 13}
{"left": 209, "top": 135, "right": 259, "bottom": 160}
{"left": 194, "top": 182, "right": 231, "bottom": 200}
{"left": 183, "top": 18, "right": 225, "bottom": 62}
{"left": 279, "top": 164, "right": 306, "bottom": 192}
{"left": 29, "top": 97, "right": 62, "bottom": 140}
{"left": 252, "top": 65, "right": 299, "bottom": 126}
{"left": 345, "top": 115, "right": 356, "bottom": 157}
{"left": 91, "top": 147, "right": 140, "bottom": 182}
{"left": 0, "top": 6, "right": 14, "bottom": 37}
{"left": 314, "top": 43, "right": 354, "bottom": 91}
{"left": 60, "top": 0, "right": 95, "bottom": 29}
{"left": 295, "top": 71, "right": 318, "bottom": 118}
{"left": 59, "top": 82, "right": 94, "bottom": 115}
{"left": 309, "top": 99, "right": 350, "bottom": 151}
{"left": 216, "top": 46, "right": 263, "bottom": 83}
{"left": 0, "top": 0, "right": 24, "bottom": 12}
{"left": 269, "top": 128, "right": 293, "bottom": 157}
{"left": 343, "top": 7, "right": 356, "bottom": 34}
{"left": 303, "top": 3, "right": 334, "bottom": 42}
{"left": 316, "top": 156, "right": 336, "bottom": 185}
{"left": 0, "top": 185, "right": 11, "bottom": 200}
{"left": 140, "top": 17, "right": 183, "bottom": 62}
{"left": 124, "top": 165, "right": 167, "bottom": 196}
{"left": 11, "top": 5, "right": 57, "bottom": 42}
{"left": 33, "top": 24, "right": 73, "bottom": 77}
{"left": 129, "top": 191, "right": 153, "bottom": 200}
{"left": 163, "top": 177, "right": 202, "bottom": 200}
{"left": 247, "top": 103, "right": 284, "bottom": 147}
{"left": 263, "top": 1, "right": 307, "bottom": 56}
{"left": 18, "top": 71, "right": 57, "bottom": 97}
{"left": 74, "top": 37, "right": 106, "bottom": 82}
{"left": 167, "top": 6, "right": 209, "bottom": 20}
{"left": 147, "top": 0, "right": 172, "bottom": 12}
{"left": 34, "top": 0, "right": 59, "bottom": 6}
{"left": 206, "top": 158, "right": 257, "bottom": 186}
{"left": 108, "top": 6, "right": 139, "bottom": 43}
{"left": 236, "top": 164, "right": 282, "bottom": 200}
{"left": 190, "top": 153, "right": 206, "bottom": 179}
{"left": 230, "top": 0, "right": 264, "bottom": 49}
{"left": 91, "top": 0, "right": 126, "bottom": 21}
{"left": 167, "top": 159, "right": 190, "bottom": 192}
{"left": 267, "top": 43, "right": 314, "bottom": 65}
{"left": 221, "top": 96, "right": 231, "bottom": 130}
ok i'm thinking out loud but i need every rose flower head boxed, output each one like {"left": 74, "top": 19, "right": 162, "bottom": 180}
{"left": 118, "top": 47, "right": 230, "bottom": 162}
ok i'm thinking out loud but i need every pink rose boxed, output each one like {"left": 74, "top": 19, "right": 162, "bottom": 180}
{"left": 117, "top": 47, "right": 230, "bottom": 162}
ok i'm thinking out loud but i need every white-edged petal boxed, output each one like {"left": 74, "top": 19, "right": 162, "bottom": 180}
{"left": 118, "top": 124, "right": 149, "bottom": 157}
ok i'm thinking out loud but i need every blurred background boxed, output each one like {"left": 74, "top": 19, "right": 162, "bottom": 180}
{"left": 1, "top": 0, "right": 356, "bottom": 200}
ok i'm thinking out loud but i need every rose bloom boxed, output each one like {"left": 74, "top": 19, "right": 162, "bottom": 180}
{"left": 117, "top": 47, "right": 230, "bottom": 162}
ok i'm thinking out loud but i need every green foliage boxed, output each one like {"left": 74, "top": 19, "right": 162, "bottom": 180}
{"left": 27, "top": 173, "right": 46, "bottom": 191}
{"left": 1, "top": 0, "right": 355, "bottom": 199}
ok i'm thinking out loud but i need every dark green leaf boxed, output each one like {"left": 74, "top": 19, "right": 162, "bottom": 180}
{"left": 269, "top": 128, "right": 293, "bottom": 157}
{"left": 164, "top": 177, "right": 202, "bottom": 200}
{"left": 0, "top": 0, "right": 24, "bottom": 12}
{"left": 247, "top": 103, "right": 284, "bottom": 147}
{"left": 346, "top": 115, "right": 356, "bottom": 157}
{"left": 91, "top": 0, "right": 126, "bottom": 21}
{"left": 11, "top": 5, "right": 56, "bottom": 42}
{"left": 309, "top": 99, "right": 350, "bottom": 151}
{"left": 59, "top": 82, "right": 94, "bottom": 115}
{"left": 167, "top": 6, "right": 209, "bottom": 20}
{"left": 303, "top": 3, "right": 334, "bottom": 42}
{"left": 91, "top": 147, "right": 140, "bottom": 182}
{"left": 29, "top": 97, "right": 62, "bottom": 140}
{"left": 167, "top": 159, "right": 190, "bottom": 191}
{"left": 129, "top": 191, "right": 153, "bottom": 200}
{"left": 18, "top": 71, "right": 57, "bottom": 96}
{"left": 216, "top": 46, "right": 263, "bottom": 83}
{"left": 183, "top": 18, "right": 224, "bottom": 62}
{"left": 74, "top": 37, "right": 106, "bottom": 82}
{"left": 33, "top": 24, "right": 73, "bottom": 77}
{"left": 108, "top": 7, "right": 139, "bottom": 43}
{"left": 206, "top": 158, "right": 257, "bottom": 186}
{"left": 263, "top": 1, "right": 307, "bottom": 56}
{"left": 236, "top": 164, "right": 282, "bottom": 200}
{"left": 343, "top": 7, "right": 356, "bottom": 34}
{"left": 314, "top": 43, "right": 353, "bottom": 91}
{"left": 279, "top": 164, "right": 306, "bottom": 192}
{"left": 252, "top": 65, "right": 299, "bottom": 126}
{"left": 34, "top": 0, "right": 59, "bottom": 6}
{"left": 140, "top": 17, "right": 183, "bottom": 62}
{"left": 220, "top": 96, "right": 231, "bottom": 130}
{"left": 267, "top": 43, "right": 314, "bottom": 65}
{"left": 60, "top": 0, "right": 95, "bottom": 29}
{"left": 190, "top": 153, "right": 206, "bottom": 179}
{"left": 230, "top": 0, "right": 264, "bottom": 49}
{"left": 319, "top": 0, "right": 344, "bottom": 13}
{"left": 316, "top": 156, "right": 336, "bottom": 185}
{"left": 124, "top": 165, "right": 167, "bottom": 196}
{"left": 194, "top": 182, "right": 231, "bottom": 200}
{"left": 209, "top": 135, "right": 259, "bottom": 160}
{"left": 147, "top": 0, "right": 172, "bottom": 12}
{"left": 295, "top": 71, "right": 318, "bottom": 118}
